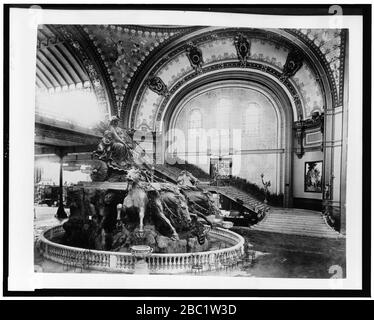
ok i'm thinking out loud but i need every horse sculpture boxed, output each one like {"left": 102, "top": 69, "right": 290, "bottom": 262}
{"left": 121, "top": 168, "right": 149, "bottom": 236}
{"left": 179, "top": 187, "right": 220, "bottom": 225}
{"left": 120, "top": 167, "right": 192, "bottom": 240}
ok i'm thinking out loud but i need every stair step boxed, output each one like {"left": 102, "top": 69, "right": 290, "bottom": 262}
{"left": 253, "top": 223, "right": 334, "bottom": 232}
{"left": 265, "top": 218, "right": 326, "bottom": 224}
{"left": 262, "top": 222, "right": 328, "bottom": 228}
{"left": 266, "top": 217, "right": 324, "bottom": 222}
{"left": 251, "top": 228, "right": 340, "bottom": 238}
{"left": 260, "top": 218, "right": 328, "bottom": 225}
{"left": 255, "top": 226, "right": 332, "bottom": 234}
{"left": 254, "top": 225, "right": 336, "bottom": 234}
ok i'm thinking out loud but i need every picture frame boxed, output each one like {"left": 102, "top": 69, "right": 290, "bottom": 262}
{"left": 210, "top": 156, "right": 232, "bottom": 180}
{"left": 304, "top": 161, "right": 323, "bottom": 193}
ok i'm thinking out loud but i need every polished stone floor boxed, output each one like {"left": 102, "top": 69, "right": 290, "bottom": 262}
{"left": 34, "top": 206, "right": 346, "bottom": 278}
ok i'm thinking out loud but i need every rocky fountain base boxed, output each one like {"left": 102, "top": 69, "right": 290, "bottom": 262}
{"left": 111, "top": 224, "right": 211, "bottom": 254}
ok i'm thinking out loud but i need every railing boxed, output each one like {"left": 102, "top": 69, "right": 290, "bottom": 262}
{"left": 39, "top": 225, "right": 245, "bottom": 274}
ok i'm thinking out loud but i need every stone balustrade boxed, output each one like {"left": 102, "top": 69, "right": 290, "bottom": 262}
{"left": 39, "top": 225, "right": 245, "bottom": 274}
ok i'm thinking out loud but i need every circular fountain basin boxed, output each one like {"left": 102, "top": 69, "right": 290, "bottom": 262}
{"left": 38, "top": 225, "right": 245, "bottom": 274}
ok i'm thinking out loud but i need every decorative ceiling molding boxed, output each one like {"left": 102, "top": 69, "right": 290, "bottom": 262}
{"left": 36, "top": 25, "right": 346, "bottom": 126}
{"left": 36, "top": 25, "right": 90, "bottom": 90}
{"left": 126, "top": 27, "right": 339, "bottom": 127}
{"left": 281, "top": 49, "right": 303, "bottom": 79}
{"left": 131, "top": 61, "right": 305, "bottom": 131}
{"left": 186, "top": 42, "right": 204, "bottom": 72}
{"left": 80, "top": 24, "right": 200, "bottom": 118}
{"left": 147, "top": 76, "right": 170, "bottom": 97}
{"left": 234, "top": 33, "right": 251, "bottom": 66}
{"left": 286, "top": 28, "right": 346, "bottom": 106}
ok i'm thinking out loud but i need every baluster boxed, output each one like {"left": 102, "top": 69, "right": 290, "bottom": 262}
{"left": 125, "top": 255, "right": 128, "bottom": 269}
{"left": 124, "top": 256, "right": 129, "bottom": 270}
{"left": 104, "top": 254, "right": 108, "bottom": 267}
{"left": 124, "top": 256, "right": 128, "bottom": 269}
{"left": 146, "top": 256, "right": 150, "bottom": 271}
{"left": 88, "top": 252, "right": 93, "bottom": 267}
{"left": 150, "top": 256, "right": 153, "bottom": 272}
{"left": 100, "top": 253, "right": 104, "bottom": 267}
{"left": 156, "top": 256, "right": 160, "bottom": 271}
{"left": 123, "top": 256, "right": 127, "bottom": 269}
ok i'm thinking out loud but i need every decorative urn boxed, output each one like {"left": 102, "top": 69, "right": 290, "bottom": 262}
{"left": 130, "top": 245, "right": 153, "bottom": 274}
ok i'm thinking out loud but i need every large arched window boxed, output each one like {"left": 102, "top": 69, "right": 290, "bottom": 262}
{"left": 188, "top": 108, "right": 202, "bottom": 129}
{"left": 242, "top": 102, "right": 262, "bottom": 136}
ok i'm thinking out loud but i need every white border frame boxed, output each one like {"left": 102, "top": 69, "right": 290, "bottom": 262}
{"left": 7, "top": 8, "right": 363, "bottom": 291}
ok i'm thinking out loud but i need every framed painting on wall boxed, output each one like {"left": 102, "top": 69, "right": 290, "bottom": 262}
{"left": 210, "top": 156, "right": 232, "bottom": 180}
{"left": 304, "top": 161, "right": 323, "bottom": 193}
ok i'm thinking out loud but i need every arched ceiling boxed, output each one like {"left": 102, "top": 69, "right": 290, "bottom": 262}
{"left": 36, "top": 25, "right": 90, "bottom": 90}
{"left": 80, "top": 24, "right": 201, "bottom": 116}
{"left": 35, "top": 25, "right": 347, "bottom": 126}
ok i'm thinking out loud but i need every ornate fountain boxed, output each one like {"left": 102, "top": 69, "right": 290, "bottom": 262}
{"left": 38, "top": 116, "right": 245, "bottom": 274}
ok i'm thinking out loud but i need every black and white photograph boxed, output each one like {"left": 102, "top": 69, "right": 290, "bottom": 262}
{"left": 4, "top": 4, "right": 369, "bottom": 296}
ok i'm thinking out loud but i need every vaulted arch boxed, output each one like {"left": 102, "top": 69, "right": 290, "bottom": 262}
{"left": 126, "top": 27, "right": 339, "bottom": 130}
{"left": 160, "top": 70, "right": 295, "bottom": 206}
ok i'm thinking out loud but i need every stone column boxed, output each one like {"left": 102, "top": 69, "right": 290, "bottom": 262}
{"left": 322, "top": 32, "right": 348, "bottom": 234}
{"left": 323, "top": 105, "right": 344, "bottom": 232}
{"left": 339, "top": 31, "right": 349, "bottom": 235}
{"left": 55, "top": 148, "right": 68, "bottom": 219}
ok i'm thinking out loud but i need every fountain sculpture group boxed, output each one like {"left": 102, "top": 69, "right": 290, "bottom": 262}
{"left": 38, "top": 116, "right": 245, "bottom": 274}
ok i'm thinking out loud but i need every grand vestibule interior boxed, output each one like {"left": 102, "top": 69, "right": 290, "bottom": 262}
{"left": 34, "top": 25, "right": 347, "bottom": 276}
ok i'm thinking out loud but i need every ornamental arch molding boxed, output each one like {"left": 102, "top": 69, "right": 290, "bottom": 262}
{"left": 131, "top": 64, "right": 304, "bottom": 132}
{"left": 157, "top": 72, "right": 295, "bottom": 206}
{"left": 160, "top": 69, "right": 296, "bottom": 133}
{"left": 126, "top": 27, "right": 338, "bottom": 129}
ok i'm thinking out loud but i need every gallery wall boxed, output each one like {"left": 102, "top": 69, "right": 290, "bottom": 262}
{"left": 171, "top": 85, "right": 282, "bottom": 194}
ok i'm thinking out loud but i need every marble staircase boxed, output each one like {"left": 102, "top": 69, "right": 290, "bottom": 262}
{"left": 203, "top": 185, "right": 268, "bottom": 216}
{"left": 153, "top": 164, "right": 181, "bottom": 182}
{"left": 154, "top": 165, "right": 267, "bottom": 215}
{"left": 251, "top": 208, "right": 343, "bottom": 239}
{"left": 153, "top": 165, "right": 342, "bottom": 239}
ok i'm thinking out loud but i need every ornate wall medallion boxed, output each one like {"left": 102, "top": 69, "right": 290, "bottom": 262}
{"left": 282, "top": 49, "right": 303, "bottom": 79}
{"left": 234, "top": 33, "right": 251, "bottom": 66}
{"left": 147, "top": 76, "right": 170, "bottom": 97}
{"left": 186, "top": 42, "right": 203, "bottom": 72}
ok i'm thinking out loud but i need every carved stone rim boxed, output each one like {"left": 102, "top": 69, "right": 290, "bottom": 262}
{"left": 38, "top": 225, "right": 245, "bottom": 274}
